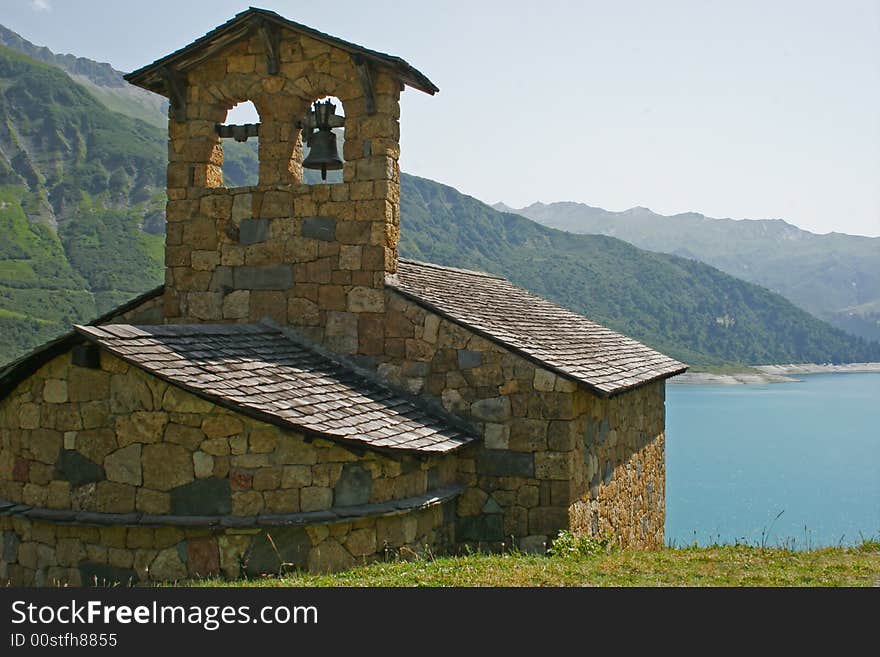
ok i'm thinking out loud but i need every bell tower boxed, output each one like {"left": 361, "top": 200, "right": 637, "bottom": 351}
{"left": 124, "top": 8, "right": 437, "bottom": 355}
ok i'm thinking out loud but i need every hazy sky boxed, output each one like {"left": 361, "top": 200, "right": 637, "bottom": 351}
{"left": 4, "top": 0, "right": 880, "bottom": 236}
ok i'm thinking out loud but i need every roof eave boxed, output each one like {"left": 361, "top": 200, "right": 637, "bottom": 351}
{"left": 124, "top": 7, "right": 438, "bottom": 97}
{"left": 604, "top": 365, "right": 690, "bottom": 398}
{"left": 385, "top": 282, "right": 687, "bottom": 398}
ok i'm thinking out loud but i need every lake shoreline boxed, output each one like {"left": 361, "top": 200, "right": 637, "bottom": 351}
{"left": 670, "top": 362, "right": 880, "bottom": 385}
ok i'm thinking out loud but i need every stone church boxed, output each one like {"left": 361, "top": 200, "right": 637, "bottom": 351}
{"left": 0, "top": 8, "right": 685, "bottom": 585}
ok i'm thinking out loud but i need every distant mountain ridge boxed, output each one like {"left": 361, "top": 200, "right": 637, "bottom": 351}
{"left": 0, "top": 24, "right": 168, "bottom": 128}
{"left": 496, "top": 201, "right": 880, "bottom": 342}
{"left": 404, "top": 176, "right": 880, "bottom": 368}
{"left": 1, "top": 31, "right": 878, "bottom": 370}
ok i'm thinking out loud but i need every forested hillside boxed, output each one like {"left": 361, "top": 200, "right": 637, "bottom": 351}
{"left": 401, "top": 176, "right": 880, "bottom": 367}
{"left": 500, "top": 201, "right": 880, "bottom": 343}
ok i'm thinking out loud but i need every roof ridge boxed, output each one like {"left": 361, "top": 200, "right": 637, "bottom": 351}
{"left": 396, "top": 258, "right": 506, "bottom": 280}
{"left": 124, "top": 7, "right": 438, "bottom": 95}
{"left": 390, "top": 260, "right": 688, "bottom": 396}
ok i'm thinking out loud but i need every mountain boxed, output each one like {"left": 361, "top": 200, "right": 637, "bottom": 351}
{"left": 0, "top": 42, "right": 258, "bottom": 363}
{"left": 0, "top": 24, "right": 167, "bottom": 128}
{"left": 402, "top": 176, "right": 880, "bottom": 367}
{"left": 0, "top": 43, "right": 163, "bottom": 357}
{"left": 1, "top": 37, "right": 879, "bottom": 370}
{"left": 497, "top": 201, "right": 880, "bottom": 343}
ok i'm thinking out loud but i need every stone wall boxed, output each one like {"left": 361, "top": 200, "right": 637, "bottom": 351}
{"left": 570, "top": 381, "right": 666, "bottom": 549}
{"left": 0, "top": 349, "right": 458, "bottom": 584}
{"left": 375, "top": 290, "right": 667, "bottom": 550}
{"left": 164, "top": 29, "right": 403, "bottom": 358}
{"left": 1, "top": 498, "right": 453, "bottom": 585}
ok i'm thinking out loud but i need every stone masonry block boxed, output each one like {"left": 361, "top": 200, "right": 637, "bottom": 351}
{"left": 239, "top": 219, "right": 268, "bottom": 245}
{"left": 301, "top": 216, "right": 337, "bottom": 241}
{"left": 170, "top": 477, "right": 232, "bottom": 515}
{"left": 477, "top": 450, "right": 534, "bottom": 478}
{"left": 233, "top": 265, "right": 293, "bottom": 290}
{"left": 333, "top": 463, "right": 372, "bottom": 507}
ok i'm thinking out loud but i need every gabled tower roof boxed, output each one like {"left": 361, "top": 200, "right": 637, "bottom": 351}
{"left": 124, "top": 6, "right": 438, "bottom": 96}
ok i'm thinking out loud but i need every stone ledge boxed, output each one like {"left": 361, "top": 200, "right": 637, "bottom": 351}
{"left": 0, "top": 485, "right": 463, "bottom": 529}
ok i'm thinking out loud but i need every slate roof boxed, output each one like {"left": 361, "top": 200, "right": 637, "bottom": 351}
{"left": 124, "top": 7, "right": 438, "bottom": 96}
{"left": 74, "top": 323, "right": 474, "bottom": 455}
{"left": 387, "top": 259, "right": 687, "bottom": 396}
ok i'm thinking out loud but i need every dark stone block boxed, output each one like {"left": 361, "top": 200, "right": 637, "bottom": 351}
{"left": 603, "top": 460, "right": 614, "bottom": 485}
{"left": 477, "top": 450, "right": 534, "bottom": 477}
{"left": 170, "top": 477, "right": 231, "bottom": 516}
{"left": 585, "top": 420, "right": 596, "bottom": 443}
{"left": 401, "top": 361, "right": 429, "bottom": 378}
{"left": 239, "top": 218, "right": 268, "bottom": 245}
{"left": 210, "top": 266, "right": 233, "bottom": 292}
{"left": 583, "top": 420, "right": 596, "bottom": 455}
{"left": 427, "top": 466, "right": 440, "bottom": 490}
{"left": 529, "top": 506, "right": 570, "bottom": 535}
{"left": 80, "top": 563, "right": 138, "bottom": 587}
{"left": 55, "top": 450, "right": 104, "bottom": 488}
{"left": 301, "top": 216, "right": 336, "bottom": 241}
{"left": 244, "top": 527, "right": 310, "bottom": 576}
{"left": 482, "top": 496, "right": 503, "bottom": 514}
{"left": 598, "top": 418, "right": 610, "bottom": 444}
{"left": 3, "top": 530, "right": 20, "bottom": 562}
{"left": 334, "top": 463, "right": 372, "bottom": 507}
{"left": 71, "top": 344, "right": 101, "bottom": 369}
{"left": 456, "top": 515, "right": 504, "bottom": 542}
{"left": 457, "top": 350, "right": 482, "bottom": 369}
{"left": 589, "top": 472, "right": 600, "bottom": 499}
{"left": 233, "top": 265, "right": 293, "bottom": 290}
{"left": 442, "top": 499, "right": 457, "bottom": 524}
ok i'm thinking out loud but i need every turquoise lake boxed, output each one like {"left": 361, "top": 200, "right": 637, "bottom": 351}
{"left": 665, "top": 372, "right": 880, "bottom": 548}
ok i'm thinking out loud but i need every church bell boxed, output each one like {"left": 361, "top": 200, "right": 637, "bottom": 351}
{"left": 302, "top": 99, "right": 343, "bottom": 180}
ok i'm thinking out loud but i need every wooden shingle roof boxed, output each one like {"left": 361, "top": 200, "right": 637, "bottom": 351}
{"left": 388, "top": 259, "right": 687, "bottom": 396}
{"left": 75, "top": 323, "right": 474, "bottom": 455}
{"left": 124, "top": 7, "right": 438, "bottom": 96}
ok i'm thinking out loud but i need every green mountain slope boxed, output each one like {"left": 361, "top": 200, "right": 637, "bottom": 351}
{"left": 0, "top": 43, "right": 264, "bottom": 364}
{"left": 1, "top": 39, "right": 877, "bottom": 371}
{"left": 404, "top": 176, "right": 880, "bottom": 367}
{"left": 0, "top": 44, "right": 167, "bottom": 362}
{"left": 498, "top": 201, "right": 880, "bottom": 343}
{"left": 0, "top": 24, "right": 168, "bottom": 128}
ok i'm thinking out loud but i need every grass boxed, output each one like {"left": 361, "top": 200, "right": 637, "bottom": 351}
{"left": 188, "top": 541, "right": 880, "bottom": 588}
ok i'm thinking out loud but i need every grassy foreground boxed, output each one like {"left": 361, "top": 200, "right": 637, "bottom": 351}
{"left": 190, "top": 542, "right": 880, "bottom": 587}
